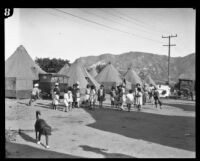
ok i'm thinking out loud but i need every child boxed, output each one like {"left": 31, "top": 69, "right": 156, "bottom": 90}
{"left": 135, "top": 87, "right": 143, "bottom": 111}
{"left": 85, "top": 84, "right": 91, "bottom": 106}
{"left": 126, "top": 90, "right": 134, "bottom": 112}
{"left": 116, "top": 85, "right": 124, "bottom": 111}
{"left": 75, "top": 88, "right": 81, "bottom": 108}
{"left": 72, "top": 84, "right": 77, "bottom": 108}
{"left": 153, "top": 87, "right": 162, "bottom": 109}
{"left": 89, "top": 85, "right": 96, "bottom": 110}
{"left": 28, "top": 83, "right": 40, "bottom": 106}
{"left": 63, "top": 89, "right": 69, "bottom": 112}
{"left": 97, "top": 85, "right": 105, "bottom": 108}
{"left": 121, "top": 84, "right": 126, "bottom": 110}
{"left": 52, "top": 83, "right": 60, "bottom": 110}
{"left": 110, "top": 86, "right": 116, "bottom": 108}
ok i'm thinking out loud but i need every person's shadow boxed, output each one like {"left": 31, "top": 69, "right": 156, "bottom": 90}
{"left": 79, "top": 145, "right": 135, "bottom": 158}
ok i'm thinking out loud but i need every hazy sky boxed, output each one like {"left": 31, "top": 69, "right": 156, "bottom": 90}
{"left": 5, "top": 8, "right": 195, "bottom": 63}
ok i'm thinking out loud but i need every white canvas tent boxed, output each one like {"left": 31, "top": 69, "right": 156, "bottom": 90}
{"left": 5, "top": 45, "right": 46, "bottom": 98}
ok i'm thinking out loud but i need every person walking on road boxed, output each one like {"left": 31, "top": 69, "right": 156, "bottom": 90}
{"left": 28, "top": 83, "right": 40, "bottom": 106}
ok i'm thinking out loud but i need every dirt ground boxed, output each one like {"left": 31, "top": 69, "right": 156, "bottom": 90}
{"left": 5, "top": 96, "right": 195, "bottom": 158}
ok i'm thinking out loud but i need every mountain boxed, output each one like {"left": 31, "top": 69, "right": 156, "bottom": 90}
{"left": 75, "top": 52, "right": 195, "bottom": 83}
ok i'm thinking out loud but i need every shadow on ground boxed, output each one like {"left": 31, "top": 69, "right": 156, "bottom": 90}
{"left": 79, "top": 145, "right": 135, "bottom": 158}
{"left": 18, "top": 131, "right": 36, "bottom": 143}
{"left": 162, "top": 102, "right": 195, "bottom": 111}
{"left": 17, "top": 102, "right": 28, "bottom": 106}
{"left": 6, "top": 141, "right": 79, "bottom": 158}
{"left": 84, "top": 108, "right": 195, "bottom": 152}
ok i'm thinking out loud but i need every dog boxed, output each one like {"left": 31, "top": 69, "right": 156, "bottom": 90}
{"left": 34, "top": 111, "right": 52, "bottom": 148}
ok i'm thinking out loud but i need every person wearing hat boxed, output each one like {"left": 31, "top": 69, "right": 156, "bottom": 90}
{"left": 97, "top": 84, "right": 105, "bottom": 108}
{"left": 28, "top": 83, "right": 40, "bottom": 106}
{"left": 52, "top": 82, "right": 60, "bottom": 110}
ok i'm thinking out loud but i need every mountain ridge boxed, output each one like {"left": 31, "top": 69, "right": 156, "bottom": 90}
{"left": 75, "top": 51, "right": 195, "bottom": 83}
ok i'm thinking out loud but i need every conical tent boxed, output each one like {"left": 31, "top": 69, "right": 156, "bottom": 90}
{"left": 5, "top": 45, "right": 46, "bottom": 98}
{"left": 145, "top": 75, "right": 156, "bottom": 87}
{"left": 62, "top": 61, "right": 100, "bottom": 91}
{"left": 95, "top": 62, "right": 122, "bottom": 92}
{"left": 89, "top": 67, "right": 98, "bottom": 78}
{"left": 124, "top": 67, "right": 142, "bottom": 86}
{"left": 57, "top": 63, "right": 70, "bottom": 75}
{"left": 95, "top": 62, "right": 122, "bottom": 84}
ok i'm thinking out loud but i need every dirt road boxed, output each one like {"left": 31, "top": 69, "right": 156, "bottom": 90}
{"left": 5, "top": 98, "right": 195, "bottom": 158}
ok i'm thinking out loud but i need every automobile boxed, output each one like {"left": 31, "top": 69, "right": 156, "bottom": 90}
{"left": 156, "top": 84, "right": 171, "bottom": 98}
{"left": 37, "top": 73, "right": 69, "bottom": 99}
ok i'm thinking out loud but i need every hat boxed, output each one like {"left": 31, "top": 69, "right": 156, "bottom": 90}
{"left": 55, "top": 82, "right": 59, "bottom": 86}
{"left": 34, "top": 83, "right": 39, "bottom": 87}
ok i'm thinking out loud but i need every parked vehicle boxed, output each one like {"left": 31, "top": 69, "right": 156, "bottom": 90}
{"left": 156, "top": 84, "right": 171, "bottom": 98}
{"left": 37, "top": 73, "right": 69, "bottom": 99}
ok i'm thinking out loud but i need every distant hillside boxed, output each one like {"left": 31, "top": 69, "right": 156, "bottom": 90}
{"left": 76, "top": 52, "right": 195, "bottom": 83}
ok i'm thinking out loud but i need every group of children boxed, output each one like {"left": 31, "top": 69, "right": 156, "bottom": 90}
{"left": 29, "top": 81, "right": 162, "bottom": 112}
{"left": 83, "top": 84, "right": 105, "bottom": 110}
{"left": 52, "top": 82, "right": 81, "bottom": 112}
{"left": 109, "top": 83, "right": 162, "bottom": 112}
{"left": 109, "top": 84, "right": 143, "bottom": 112}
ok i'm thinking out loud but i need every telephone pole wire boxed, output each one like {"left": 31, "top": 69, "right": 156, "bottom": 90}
{"left": 162, "top": 34, "right": 177, "bottom": 85}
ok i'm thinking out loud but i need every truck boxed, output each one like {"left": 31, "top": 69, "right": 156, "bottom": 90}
{"left": 37, "top": 73, "right": 69, "bottom": 99}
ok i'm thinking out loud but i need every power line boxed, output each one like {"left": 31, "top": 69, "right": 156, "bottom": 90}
{"left": 79, "top": 8, "right": 161, "bottom": 39}
{"left": 100, "top": 8, "right": 163, "bottom": 37}
{"left": 113, "top": 8, "right": 169, "bottom": 35}
{"left": 53, "top": 8, "right": 164, "bottom": 44}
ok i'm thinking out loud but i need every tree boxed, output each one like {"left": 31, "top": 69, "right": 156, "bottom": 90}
{"left": 96, "top": 64, "right": 106, "bottom": 73}
{"left": 35, "top": 57, "right": 70, "bottom": 73}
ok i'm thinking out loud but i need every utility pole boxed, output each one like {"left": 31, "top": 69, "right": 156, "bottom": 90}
{"left": 162, "top": 34, "right": 177, "bottom": 85}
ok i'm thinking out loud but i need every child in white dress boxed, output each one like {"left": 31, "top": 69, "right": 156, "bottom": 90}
{"left": 135, "top": 87, "right": 143, "bottom": 111}
{"left": 126, "top": 90, "right": 134, "bottom": 112}
{"left": 63, "top": 89, "right": 69, "bottom": 112}
{"left": 89, "top": 85, "right": 96, "bottom": 110}
{"left": 68, "top": 88, "right": 73, "bottom": 111}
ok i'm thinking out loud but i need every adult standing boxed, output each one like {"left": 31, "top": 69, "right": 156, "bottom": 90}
{"left": 97, "top": 84, "right": 105, "bottom": 108}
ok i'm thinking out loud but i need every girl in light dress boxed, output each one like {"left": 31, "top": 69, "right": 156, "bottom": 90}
{"left": 121, "top": 84, "right": 126, "bottom": 110}
{"left": 110, "top": 86, "right": 116, "bottom": 108}
{"left": 63, "top": 87, "right": 73, "bottom": 112}
{"left": 63, "top": 89, "right": 69, "bottom": 112}
{"left": 135, "top": 87, "right": 143, "bottom": 111}
{"left": 68, "top": 87, "right": 73, "bottom": 111}
{"left": 75, "top": 88, "right": 81, "bottom": 108}
{"left": 126, "top": 89, "right": 134, "bottom": 112}
{"left": 89, "top": 85, "right": 96, "bottom": 110}
{"left": 85, "top": 84, "right": 91, "bottom": 106}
